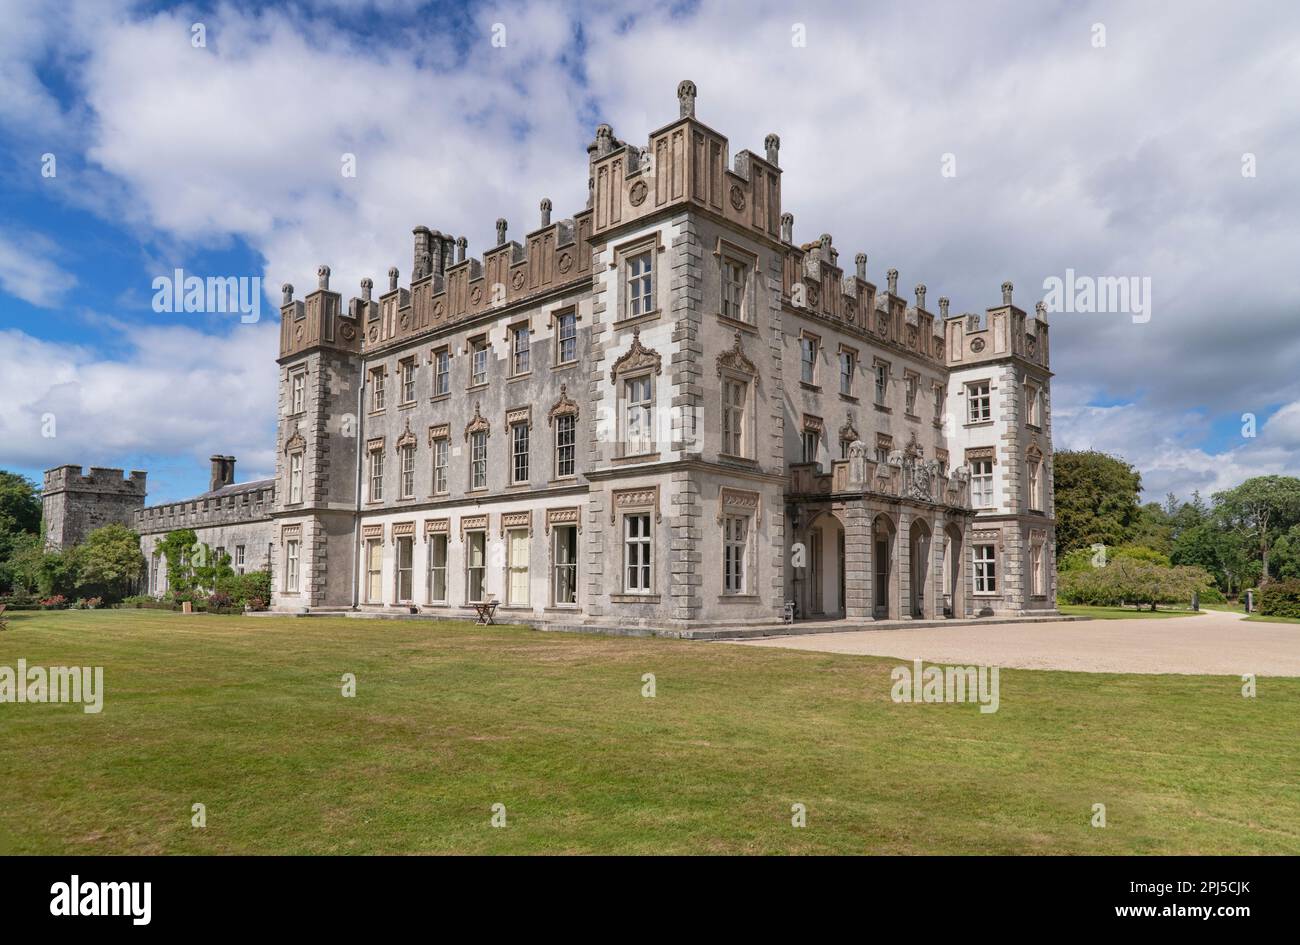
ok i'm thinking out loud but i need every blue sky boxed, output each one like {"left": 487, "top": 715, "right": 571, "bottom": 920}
{"left": 2, "top": 0, "right": 1298, "bottom": 504}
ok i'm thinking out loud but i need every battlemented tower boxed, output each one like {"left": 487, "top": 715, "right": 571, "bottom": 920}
{"left": 41, "top": 465, "right": 148, "bottom": 550}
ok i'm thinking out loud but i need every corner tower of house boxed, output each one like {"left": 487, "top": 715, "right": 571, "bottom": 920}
{"left": 41, "top": 465, "right": 148, "bottom": 550}
{"left": 273, "top": 265, "right": 364, "bottom": 610}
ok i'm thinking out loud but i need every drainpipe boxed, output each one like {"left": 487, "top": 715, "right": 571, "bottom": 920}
{"left": 350, "top": 367, "right": 366, "bottom": 610}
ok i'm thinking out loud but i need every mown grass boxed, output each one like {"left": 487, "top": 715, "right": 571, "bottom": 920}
{"left": 1, "top": 609, "right": 1296, "bottom": 855}
{"left": 1057, "top": 604, "right": 1204, "bottom": 620}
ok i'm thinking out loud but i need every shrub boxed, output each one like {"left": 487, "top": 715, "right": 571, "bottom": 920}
{"left": 246, "top": 596, "right": 269, "bottom": 612}
{"left": 217, "top": 570, "right": 272, "bottom": 606}
{"left": 39, "top": 594, "right": 68, "bottom": 610}
{"left": 1259, "top": 579, "right": 1300, "bottom": 619}
{"left": 1197, "top": 584, "right": 1226, "bottom": 604}
{"left": 1058, "top": 560, "right": 1213, "bottom": 610}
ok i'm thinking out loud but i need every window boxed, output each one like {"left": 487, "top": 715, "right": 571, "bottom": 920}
{"left": 553, "top": 525, "right": 577, "bottom": 605}
{"left": 235, "top": 545, "right": 245, "bottom": 574}
{"left": 875, "top": 442, "right": 890, "bottom": 465}
{"left": 971, "top": 458, "right": 994, "bottom": 508}
{"left": 511, "top": 325, "right": 530, "bottom": 375}
{"left": 395, "top": 536, "right": 414, "bottom": 603}
{"left": 839, "top": 351, "right": 855, "bottom": 396}
{"left": 722, "top": 258, "right": 746, "bottom": 321}
{"left": 968, "top": 381, "right": 991, "bottom": 422}
{"left": 723, "top": 515, "right": 749, "bottom": 594}
{"left": 802, "top": 429, "right": 820, "bottom": 464}
{"left": 624, "top": 514, "right": 652, "bottom": 593}
{"left": 555, "top": 414, "right": 576, "bottom": 478}
{"left": 556, "top": 311, "right": 577, "bottom": 364}
{"left": 433, "top": 349, "right": 450, "bottom": 397}
{"left": 365, "top": 539, "right": 382, "bottom": 603}
{"left": 507, "top": 529, "right": 529, "bottom": 606}
{"left": 432, "top": 437, "right": 448, "bottom": 494}
{"left": 470, "top": 430, "right": 488, "bottom": 490}
{"left": 1030, "top": 543, "right": 1044, "bottom": 596}
{"left": 627, "top": 252, "right": 653, "bottom": 318}
{"left": 291, "top": 372, "right": 305, "bottom": 414}
{"left": 800, "top": 336, "right": 818, "bottom": 384}
{"left": 428, "top": 534, "right": 448, "bottom": 603}
{"left": 974, "top": 544, "right": 997, "bottom": 593}
{"left": 285, "top": 539, "right": 300, "bottom": 593}
{"left": 1025, "top": 382, "right": 1040, "bottom": 426}
{"left": 934, "top": 384, "right": 946, "bottom": 421}
{"left": 371, "top": 368, "right": 386, "bottom": 411}
{"left": 465, "top": 531, "right": 487, "bottom": 602}
{"left": 874, "top": 362, "right": 889, "bottom": 404}
{"left": 470, "top": 338, "right": 488, "bottom": 386}
{"left": 721, "top": 377, "right": 747, "bottom": 456}
{"left": 400, "top": 444, "right": 415, "bottom": 499}
{"left": 369, "top": 449, "right": 384, "bottom": 502}
{"left": 512, "top": 422, "right": 530, "bottom": 484}
{"left": 625, "top": 375, "right": 654, "bottom": 454}
{"left": 1027, "top": 458, "right": 1041, "bottom": 511}
{"left": 400, "top": 358, "right": 416, "bottom": 404}
{"left": 289, "top": 451, "right": 303, "bottom": 504}
{"left": 905, "top": 374, "right": 918, "bottom": 414}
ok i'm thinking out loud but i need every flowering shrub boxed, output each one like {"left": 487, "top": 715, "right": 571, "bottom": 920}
{"left": 246, "top": 596, "right": 269, "bottom": 612}
{"left": 207, "top": 592, "right": 236, "bottom": 613}
{"left": 39, "top": 595, "right": 68, "bottom": 610}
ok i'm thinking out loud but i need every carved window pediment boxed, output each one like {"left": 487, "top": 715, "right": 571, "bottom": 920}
{"left": 464, "top": 401, "right": 490, "bottom": 441}
{"left": 715, "top": 331, "right": 757, "bottom": 377}
{"left": 284, "top": 422, "right": 306, "bottom": 454}
{"left": 609, "top": 327, "right": 662, "bottom": 383}
{"left": 395, "top": 419, "right": 417, "bottom": 451}
{"left": 548, "top": 383, "right": 579, "bottom": 425}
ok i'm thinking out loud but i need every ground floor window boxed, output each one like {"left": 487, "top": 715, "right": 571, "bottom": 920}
{"left": 507, "top": 529, "right": 529, "bottom": 605}
{"left": 552, "top": 525, "right": 578, "bottom": 605}
{"left": 974, "top": 543, "right": 997, "bottom": 593}
{"left": 150, "top": 554, "right": 160, "bottom": 594}
{"left": 395, "top": 536, "right": 414, "bottom": 603}
{"left": 466, "top": 531, "right": 487, "bottom": 603}
{"left": 235, "top": 545, "right": 245, "bottom": 574}
{"left": 723, "top": 514, "right": 749, "bottom": 594}
{"left": 365, "top": 538, "right": 382, "bottom": 603}
{"left": 1030, "top": 543, "right": 1044, "bottom": 596}
{"left": 624, "top": 514, "right": 652, "bottom": 593}
{"left": 285, "top": 539, "right": 300, "bottom": 593}
{"left": 428, "top": 534, "right": 448, "bottom": 603}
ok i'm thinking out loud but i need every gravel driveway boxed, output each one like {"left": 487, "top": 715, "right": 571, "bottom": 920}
{"left": 732, "top": 610, "right": 1300, "bottom": 676}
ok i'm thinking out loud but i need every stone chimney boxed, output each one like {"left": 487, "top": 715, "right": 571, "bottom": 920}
{"left": 412, "top": 226, "right": 432, "bottom": 280}
{"left": 939, "top": 297, "right": 950, "bottom": 319}
{"left": 1002, "top": 280, "right": 1014, "bottom": 305}
{"left": 855, "top": 253, "right": 867, "bottom": 281}
{"left": 540, "top": 198, "right": 552, "bottom": 228}
{"left": 764, "top": 133, "right": 780, "bottom": 166}
{"left": 223, "top": 456, "right": 236, "bottom": 487}
{"left": 209, "top": 455, "right": 226, "bottom": 492}
{"left": 780, "top": 212, "right": 793, "bottom": 244}
{"left": 456, "top": 237, "right": 467, "bottom": 263}
{"left": 495, "top": 218, "right": 507, "bottom": 246}
{"left": 915, "top": 284, "right": 927, "bottom": 311}
{"left": 886, "top": 268, "right": 899, "bottom": 295}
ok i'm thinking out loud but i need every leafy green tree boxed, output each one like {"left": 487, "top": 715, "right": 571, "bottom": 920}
{"left": 0, "top": 471, "right": 44, "bottom": 592}
{"left": 1052, "top": 450, "right": 1143, "bottom": 556}
{"left": 77, "top": 524, "right": 147, "bottom": 601}
{"left": 1212, "top": 476, "right": 1300, "bottom": 587}
{"left": 156, "top": 529, "right": 199, "bottom": 598}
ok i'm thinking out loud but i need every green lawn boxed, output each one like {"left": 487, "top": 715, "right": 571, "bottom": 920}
{"left": 1, "top": 609, "right": 1297, "bottom": 855}
{"left": 1246, "top": 613, "right": 1300, "bottom": 625}
{"left": 1057, "top": 604, "right": 1205, "bottom": 620}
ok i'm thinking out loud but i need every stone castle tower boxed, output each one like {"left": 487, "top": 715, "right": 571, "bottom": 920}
{"left": 42, "top": 465, "right": 148, "bottom": 549}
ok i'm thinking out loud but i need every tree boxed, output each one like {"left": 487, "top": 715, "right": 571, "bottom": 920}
{"left": 1052, "top": 451, "right": 1143, "bottom": 556}
{"left": 0, "top": 471, "right": 44, "bottom": 593}
{"left": 77, "top": 524, "right": 147, "bottom": 601}
{"left": 1212, "top": 476, "right": 1300, "bottom": 587}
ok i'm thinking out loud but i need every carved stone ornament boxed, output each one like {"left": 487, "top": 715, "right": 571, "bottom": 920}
{"left": 464, "top": 402, "right": 490, "bottom": 441}
{"left": 629, "top": 180, "right": 648, "bottom": 206}
{"left": 715, "top": 331, "right": 756, "bottom": 376}
{"left": 548, "top": 383, "right": 579, "bottom": 426}
{"left": 511, "top": 269, "right": 525, "bottom": 289}
{"left": 839, "top": 416, "right": 860, "bottom": 443}
{"left": 729, "top": 184, "right": 745, "bottom": 211}
{"left": 284, "top": 422, "right": 306, "bottom": 454}
{"left": 395, "top": 419, "right": 417, "bottom": 452}
{"left": 545, "top": 507, "right": 581, "bottom": 535}
{"left": 611, "top": 485, "right": 661, "bottom": 524}
{"left": 340, "top": 322, "right": 356, "bottom": 341}
{"left": 970, "top": 337, "right": 986, "bottom": 353}
{"left": 609, "top": 327, "right": 663, "bottom": 383}
{"left": 558, "top": 252, "right": 574, "bottom": 274}
{"left": 717, "top": 487, "right": 761, "bottom": 525}
{"left": 469, "top": 285, "right": 483, "bottom": 306}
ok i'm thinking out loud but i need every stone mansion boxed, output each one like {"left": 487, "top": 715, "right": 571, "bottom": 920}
{"left": 43, "top": 82, "right": 1057, "bottom": 631}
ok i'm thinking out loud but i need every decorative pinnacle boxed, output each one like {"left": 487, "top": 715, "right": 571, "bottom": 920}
{"left": 939, "top": 296, "right": 950, "bottom": 318}
{"left": 886, "top": 268, "right": 899, "bottom": 295}
{"left": 455, "top": 237, "right": 467, "bottom": 263}
{"left": 855, "top": 253, "right": 867, "bottom": 281}
{"left": 280, "top": 284, "right": 293, "bottom": 305}
{"left": 316, "top": 265, "right": 330, "bottom": 291}
{"left": 360, "top": 277, "right": 373, "bottom": 302}
{"left": 780, "top": 213, "right": 793, "bottom": 243}
{"left": 387, "top": 267, "right": 399, "bottom": 292}
{"left": 764, "top": 133, "right": 780, "bottom": 166}
{"left": 495, "top": 218, "right": 507, "bottom": 246}
{"left": 539, "top": 198, "right": 552, "bottom": 227}
{"left": 1002, "top": 280, "right": 1014, "bottom": 305}
{"left": 915, "top": 284, "right": 927, "bottom": 310}
{"left": 677, "top": 79, "right": 697, "bottom": 118}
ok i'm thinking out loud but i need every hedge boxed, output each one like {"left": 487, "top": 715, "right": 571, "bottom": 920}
{"left": 1259, "top": 579, "right": 1300, "bottom": 619}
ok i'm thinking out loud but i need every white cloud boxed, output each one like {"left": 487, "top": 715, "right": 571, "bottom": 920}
{"left": 0, "top": 229, "right": 78, "bottom": 308}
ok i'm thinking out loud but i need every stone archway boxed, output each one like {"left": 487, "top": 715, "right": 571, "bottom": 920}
{"left": 908, "top": 518, "right": 934, "bottom": 619}
{"left": 803, "top": 510, "right": 846, "bottom": 619}
{"left": 871, "top": 513, "right": 898, "bottom": 619}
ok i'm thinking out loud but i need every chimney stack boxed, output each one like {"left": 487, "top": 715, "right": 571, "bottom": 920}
{"left": 855, "top": 253, "right": 867, "bottom": 281}
{"left": 209, "top": 455, "right": 225, "bottom": 493}
{"left": 456, "top": 237, "right": 467, "bottom": 263}
{"left": 939, "top": 297, "right": 950, "bottom": 319}
{"left": 764, "top": 133, "right": 780, "bottom": 166}
{"left": 412, "top": 226, "right": 432, "bottom": 280}
{"left": 915, "top": 284, "right": 927, "bottom": 311}
{"left": 886, "top": 268, "right": 899, "bottom": 295}
{"left": 495, "top": 218, "right": 507, "bottom": 246}
{"left": 540, "top": 198, "right": 552, "bottom": 228}
{"left": 780, "top": 213, "right": 793, "bottom": 244}
{"left": 1001, "top": 280, "right": 1014, "bottom": 306}
{"left": 223, "top": 456, "right": 236, "bottom": 487}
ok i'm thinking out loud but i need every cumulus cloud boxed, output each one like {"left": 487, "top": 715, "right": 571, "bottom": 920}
{"left": 0, "top": 0, "right": 1296, "bottom": 501}
{"left": 0, "top": 229, "right": 78, "bottom": 308}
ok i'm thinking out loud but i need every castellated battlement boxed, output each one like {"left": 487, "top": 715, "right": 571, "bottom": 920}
{"left": 944, "top": 281, "right": 1051, "bottom": 370}
{"left": 42, "top": 465, "right": 148, "bottom": 550}
{"left": 43, "top": 465, "right": 148, "bottom": 497}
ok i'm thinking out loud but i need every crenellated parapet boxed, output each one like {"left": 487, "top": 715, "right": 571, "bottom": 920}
{"left": 944, "top": 281, "right": 1051, "bottom": 369}
{"left": 278, "top": 265, "right": 361, "bottom": 362}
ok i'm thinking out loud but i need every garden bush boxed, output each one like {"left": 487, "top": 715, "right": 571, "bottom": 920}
{"left": 1259, "top": 579, "right": 1300, "bottom": 619}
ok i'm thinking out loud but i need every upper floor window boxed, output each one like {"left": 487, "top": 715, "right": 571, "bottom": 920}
{"left": 1027, "top": 457, "right": 1042, "bottom": 511}
{"left": 904, "top": 373, "right": 918, "bottom": 415}
{"left": 432, "top": 437, "right": 448, "bottom": 495}
{"left": 433, "top": 348, "right": 450, "bottom": 397}
{"left": 934, "top": 384, "right": 946, "bottom": 421}
{"left": 839, "top": 351, "right": 855, "bottom": 396}
{"left": 555, "top": 414, "right": 576, "bottom": 478}
{"left": 371, "top": 369, "right": 386, "bottom": 411}
{"left": 291, "top": 372, "right": 305, "bottom": 414}
{"left": 971, "top": 458, "right": 994, "bottom": 508}
{"left": 470, "top": 338, "right": 489, "bottom": 387}
{"left": 399, "top": 358, "right": 416, "bottom": 404}
{"left": 721, "top": 258, "right": 747, "bottom": 321}
{"left": 624, "top": 375, "right": 655, "bottom": 455}
{"left": 511, "top": 325, "right": 530, "bottom": 375}
{"left": 469, "top": 430, "right": 488, "bottom": 490}
{"left": 627, "top": 252, "right": 653, "bottom": 318}
{"left": 968, "top": 381, "right": 991, "bottom": 422}
{"left": 369, "top": 449, "right": 384, "bottom": 501}
{"left": 511, "top": 422, "right": 530, "bottom": 484}
{"left": 721, "top": 377, "right": 748, "bottom": 456}
{"left": 800, "top": 336, "right": 818, "bottom": 385}
{"left": 556, "top": 311, "right": 577, "bottom": 364}
{"left": 1025, "top": 382, "right": 1041, "bottom": 427}
{"left": 399, "top": 444, "right": 416, "bottom": 499}
{"left": 802, "top": 429, "right": 819, "bottom": 464}
{"left": 288, "top": 451, "right": 303, "bottom": 504}
{"left": 874, "top": 362, "right": 889, "bottom": 405}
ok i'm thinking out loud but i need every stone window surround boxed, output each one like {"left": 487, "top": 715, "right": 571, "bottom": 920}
{"left": 712, "top": 236, "right": 759, "bottom": 328}
{"left": 610, "top": 329, "right": 662, "bottom": 460}
{"left": 837, "top": 342, "right": 858, "bottom": 399}
{"left": 397, "top": 355, "right": 418, "bottom": 406}
{"left": 430, "top": 345, "right": 452, "bottom": 401}
{"left": 716, "top": 332, "right": 758, "bottom": 461}
{"left": 798, "top": 328, "right": 821, "bottom": 388}
{"left": 507, "top": 406, "right": 532, "bottom": 486}
{"left": 964, "top": 378, "right": 994, "bottom": 425}
{"left": 550, "top": 306, "right": 581, "bottom": 366}
{"left": 971, "top": 529, "right": 1001, "bottom": 596}
{"left": 871, "top": 356, "right": 891, "bottom": 409}
{"left": 610, "top": 231, "right": 665, "bottom": 326}
{"left": 506, "top": 317, "right": 532, "bottom": 379}
{"left": 288, "top": 365, "right": 308, "bottom": 416}
{"left": 613, "top": 485, "right": 661, "bottom": 600}
{"left": 368, "top": 365, "right": 388, "bottom": 414}
{"left": 365, "top": 436, "right": 385, "bottom": 505}
{"left": 546, "top": 507, "right": 582, "bottom": 610}
{"left": 718, "top": 486, "right": 761, "bottom": 599}
{"left": 467, "top": 333, "right": 490, "bottom": 389}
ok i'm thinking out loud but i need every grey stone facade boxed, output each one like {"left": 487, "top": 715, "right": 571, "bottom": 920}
{"left": 45, "top": 81, "right": 1055, "bottom": 626}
